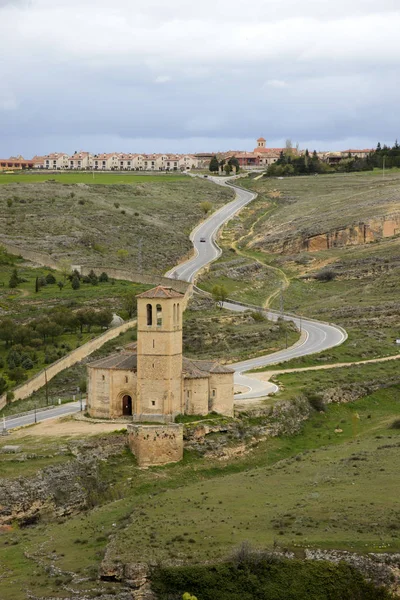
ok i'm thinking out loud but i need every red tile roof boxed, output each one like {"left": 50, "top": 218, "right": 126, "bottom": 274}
{"left": 136, "top": 285, "right": 184, "bottom": 299}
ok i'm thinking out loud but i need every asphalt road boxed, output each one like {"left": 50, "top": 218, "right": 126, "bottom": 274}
{"left": 3, "top": 401, "right": 82, "bottom": 431}
{"left": 166, "top": 177, "right": 256, "bottom": 282}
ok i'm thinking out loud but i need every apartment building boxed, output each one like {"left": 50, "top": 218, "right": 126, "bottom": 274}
{"left": 68, "top": 151, "right": 91, "bottom": 170}
{"left": 43, "top": 153, "right": 69, "bottom": 170}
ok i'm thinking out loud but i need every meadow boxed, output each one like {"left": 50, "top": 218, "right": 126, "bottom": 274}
{"left": 0, "top": 171, "right": 187, "bottom": 185}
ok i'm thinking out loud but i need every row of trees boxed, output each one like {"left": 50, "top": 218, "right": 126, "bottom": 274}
{"left": 0, "top": 307, "right": 114, "bottom": 350}
{"left": 8, "top": 267, "right": 110, "bottom": 292}
{"left": 266, "top": 140, "right": 400, "bottom": 177}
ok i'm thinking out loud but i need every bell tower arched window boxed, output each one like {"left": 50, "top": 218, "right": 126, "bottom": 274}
{"left": 146, "top": 303, "right": 153, "bottom": 326}
{"left": 156, "top": 304, "right": 162, "bottom": 327}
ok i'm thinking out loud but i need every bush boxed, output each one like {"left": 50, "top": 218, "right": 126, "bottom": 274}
{"left": 114, "top": 202, "right": 120, "bottom": 208}
{"left": 390, "top": 418, "right": 400, "bottom": 429}
{"left": 315, "top": 268, "right": 336, "bottom": 282}
{"left": 99, "top": 272, "right": 109, "bottom": 282}
{"left": 45, "top": 273, "right": 56, "bottom": 284}
{"left": 71, "top": 276, "right": 80, "bottom": 290}
{"left": 307, "top": 393, "right": 326, "bottom": 412}
{"left": 250, "top": 311, "right": 266, "bottom": 322}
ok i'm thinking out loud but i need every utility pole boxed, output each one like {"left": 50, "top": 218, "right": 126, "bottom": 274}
{"left": 44, "top": 368, "right": 49, "bottom": 406}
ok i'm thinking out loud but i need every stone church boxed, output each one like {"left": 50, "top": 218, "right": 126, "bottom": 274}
{"left": 87, "top": 285, "right": 234, "bottom": 421}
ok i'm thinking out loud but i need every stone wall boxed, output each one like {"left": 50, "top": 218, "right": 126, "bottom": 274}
{"left": 127, "top": 423, "right": 184, "bottom": 467}
{"left": 209, "top": 372, "right": 234, "bottom": 417}
{"left": 184, "top": 377, "right": 209, "bottom": 415}
{"left": 0, "top": 240, "right": 193, "bottom": 295}
{"left": 0, "top": 319, "right": 137, "bottom": 411}
{"left": 87, "top": 367, "right": 137, "bottom": 418}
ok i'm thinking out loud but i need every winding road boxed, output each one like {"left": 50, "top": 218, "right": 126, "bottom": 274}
{"left": 3, "top": 175, "right": 346, "bottom": 430}
{"left": 167, "top": 176, "right": 347, "bottom": 400}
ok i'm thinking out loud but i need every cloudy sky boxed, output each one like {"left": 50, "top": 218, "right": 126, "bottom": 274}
{"left": 0, "top": 0, "right": 399, "bottom": 156}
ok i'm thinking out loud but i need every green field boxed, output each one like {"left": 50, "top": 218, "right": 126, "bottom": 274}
{"left": 0, "top": 171, "right": 187, "bottom": 185}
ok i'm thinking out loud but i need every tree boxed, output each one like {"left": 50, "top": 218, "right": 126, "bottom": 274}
{"left": 224, "top": 163, "right": 232, "bottom": 176}
{"left": 209, "top": 155, "right": 219, "bottom": 173}
{"left": 0, "top": 318, "right": 15, "bottom": 347}
{"left": 35, "top": 276, "right": 39, "bottom": 293}
{"left": 88, "top": 269, "right": 98, "bottom": 285}
{"left": 123, "top": 291, "right": 137, "bottom": 318}
{"left": 183, "top": 594, "right": 198, "bottom": 600}
{"left": 99, "top": 271, "right": 109, "bottom": 282}
{"left": 211, "top": 284, "right": 228, "bottom": 308}
{"left": 228, "top": 156, "right": 240, "bottom": 173}
{"left": 57, "top": 281, "right": 64, "bottom": 291}
{"left": 95, "top": 309, "right": 113, "bottom": 329}
{"left": 9, "top": 268, "right": 19, "bottom": 289}
{"left": 45, "top": 272, "right": 56, "bottom": 284}
{"left": 58, "top": 258, "right": 72, "bottom": 281}
{"left": 71, "top": 275, "right": 80, "bottom": 290}
{"left": 200, "top": 201, "right": 212, "bottom": 215}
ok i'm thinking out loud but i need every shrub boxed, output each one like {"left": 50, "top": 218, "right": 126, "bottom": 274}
{"left": 6, "top": 198, "right": 12, "bottom": 207}
{"left": 307, "top": 393, "right": 326, "bottom": 412}
{"left": 315, "top": 268, "right": 336, "bottom": 282}
{"left": 45, "top": 273, "right": 56, "bottom": 284}
{"left": 390, "top": 419, "right": 400, "bottom": 429}
{"left": 114, "top": 202, "right": 120, "bottom": 208}
{"left": 8, "top": 269, "right": 19, "bottom": 288}
{"left": 250, "top": 311, "right": 266, "bottom": 322}
{"left": 6, "top": 391, "right": 14, "bottom": 404}
{"left": 78, "top": 199, "right": 85, "bottom": 205}
{"left": 121, "top": 209, "right": 126, "bottom": 215}
{"left": 99, "top": 272, "right": 109, "bottom": 282}
{"left": 71, "top": 276, "right": 80, "bottom": 290}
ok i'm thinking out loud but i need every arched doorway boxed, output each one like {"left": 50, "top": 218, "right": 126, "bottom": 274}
{"left": 122, "top": 395, "right": 132, "bottom": 416}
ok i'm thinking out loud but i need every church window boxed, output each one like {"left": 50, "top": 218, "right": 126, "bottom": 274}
{"left": 151, "top": 401, "right": 156, "bottom": 406}
{"left": 212, "top": 389, "right": 216, "bottom": 397}
{"left": 156, "top": 304, "right": 162, "bottom": 327}
{"left": 177, "top": 303, "right": 180, "bottom": 322}
{"left": 125, "top": 376, "right": 128, "bottom": 383}
{"left": 153, "top": 339, "right": 155, "bottom": 348}
{"left": 173, "top": 303, "right": 176, "bottom": 324}
{"left": 146, "top": 303, "right": 153, "bottom": 326}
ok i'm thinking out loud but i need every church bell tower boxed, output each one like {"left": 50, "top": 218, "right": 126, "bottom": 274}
{"left": 135, "top": 286, "right": 184, "bottom": 420}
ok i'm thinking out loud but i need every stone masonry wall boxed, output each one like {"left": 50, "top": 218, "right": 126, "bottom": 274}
{"left": 127, "top": 423, "right": 184, "bottom": 467}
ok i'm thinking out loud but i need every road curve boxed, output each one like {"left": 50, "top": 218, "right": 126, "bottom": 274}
{"left": 167, "top": 176, "right": 347, "bottom": 401}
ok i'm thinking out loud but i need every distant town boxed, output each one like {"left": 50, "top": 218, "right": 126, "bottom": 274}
{"left": 0, "top": 137, "right": 374, "bottom": 172}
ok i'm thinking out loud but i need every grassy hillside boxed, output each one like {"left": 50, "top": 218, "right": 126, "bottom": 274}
{"left": 1, "top": 380, "right": 399, "bottom": 598}
{"left": 199, "top": 171, "right": 400, "bottom": 363}
{"left": 0, "top": 177, "right": 233, "bottom": 273}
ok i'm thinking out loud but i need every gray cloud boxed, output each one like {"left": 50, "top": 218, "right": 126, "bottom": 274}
{"left": 0, "top": 0, "right": 399, "bottom": 155}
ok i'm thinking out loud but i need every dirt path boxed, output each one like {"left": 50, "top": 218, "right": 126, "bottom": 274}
{"left": 251, "top": 352, "right": 400, "bottom": 383}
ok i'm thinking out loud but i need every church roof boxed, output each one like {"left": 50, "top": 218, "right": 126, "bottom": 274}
{"left": 182, "top": 358, "right": 234, "bottom": 379}
{"left": 88, "top": 352, "right": 137, "bottom": 371}
{"left": 257, "top": 137, "right": 266, "bottom": 142}
{"left": 136, "top": 285, "right": 184, "bottom": 299}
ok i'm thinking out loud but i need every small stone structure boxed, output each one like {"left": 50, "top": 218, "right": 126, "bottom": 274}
{"left": 127, "top": 423, "right": 183, "bottom": 468}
